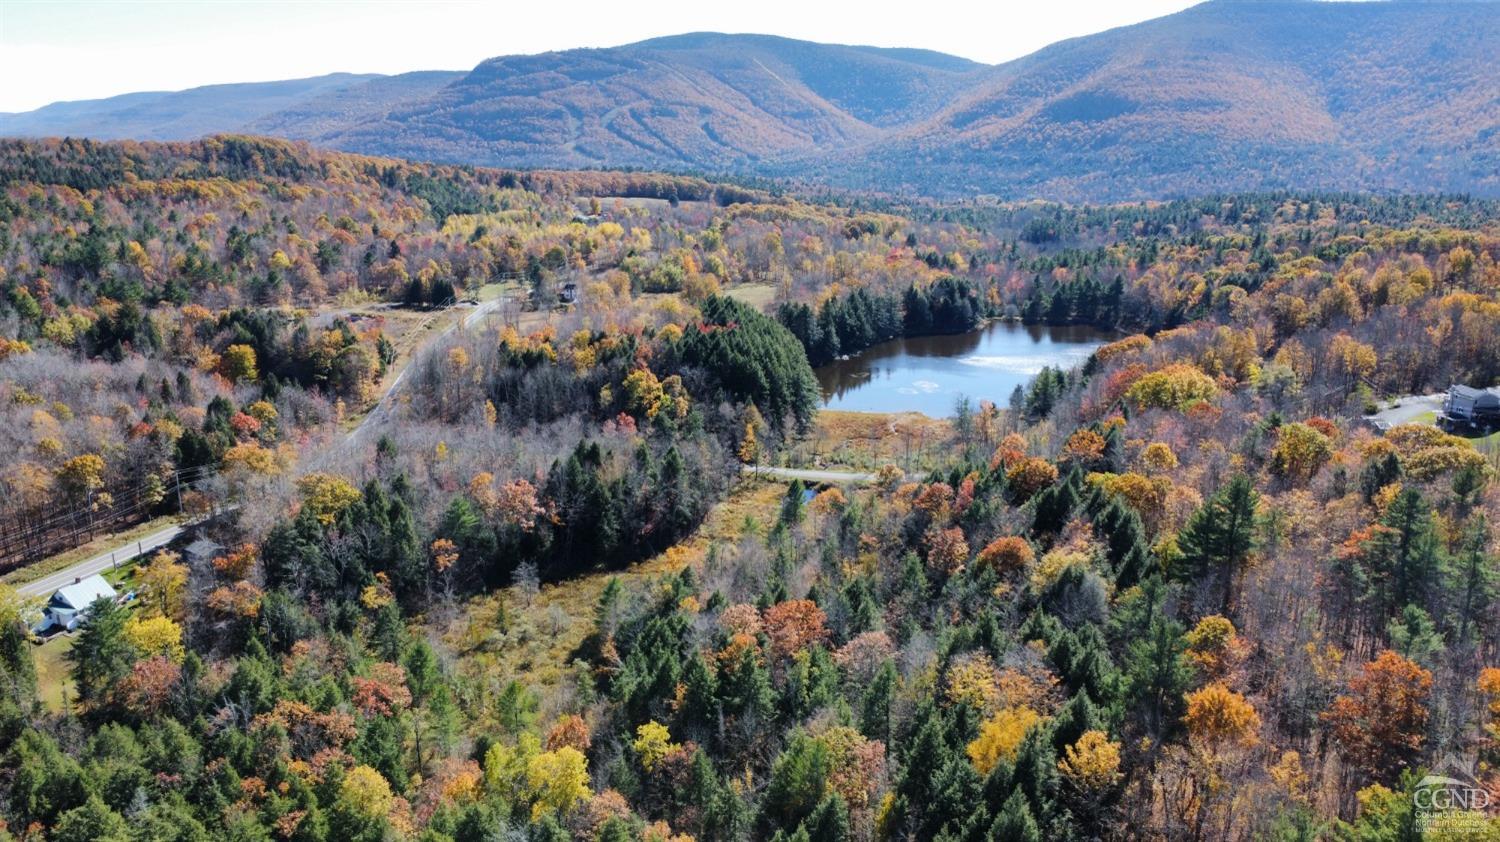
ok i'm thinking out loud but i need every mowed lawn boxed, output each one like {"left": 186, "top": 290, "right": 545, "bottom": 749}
{"left": 1408, "top": 409, "right": 1500, "bottom": 452}
{"left": 33, "top": 633, "right": 74, "bottom": 713}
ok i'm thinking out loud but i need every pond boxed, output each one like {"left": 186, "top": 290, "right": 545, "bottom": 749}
{"left": 813, "top": 321, "right": 1112, "bottom": 416}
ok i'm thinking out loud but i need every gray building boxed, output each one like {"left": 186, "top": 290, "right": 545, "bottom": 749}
{"left": 1441, "top": 385, "right": 1500, "bottom": 427}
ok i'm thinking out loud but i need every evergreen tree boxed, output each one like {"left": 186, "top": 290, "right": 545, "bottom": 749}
{"left": 1448, "top": 516, "right": 1495, "bottom": 647}
{"left": 1177, "top": 474, "right": 1258, "bottom": 614}
{"left": 861, "top": 660, "right": 898, "bottom": 742}
{"left": 761, "top": 734, "right": 830, "bottom": 832}
{"left": 51, "top": 793, "right": 130, "bottom": 842}
{"left": 989, "top": 789, "right": 1042, "bottom": 842}
{"left": 1124, "top": 616, "right": 1192, "bottom": 740}
{"left": 67, "top": 597, "right": 135, "bottom": 707}
{"left": 801, "top": 793, "right": 851, "bottom": 842}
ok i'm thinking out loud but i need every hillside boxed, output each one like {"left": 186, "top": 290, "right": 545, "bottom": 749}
{"left": 833, "top": 0, "right": 1500, "bottom": 199}
{"left": 3, "top": 137, "right": 1500, "bottom": 840}
{"left": 314, "top": 33, "right": 986, "bottom": 169}
{"left": 243, "top": 70, "right": 466, "bottom": 141}
{"left": 0, "top": 73, "right": 384, "bottom": 141}
{"left": 2, "top": 2, "right": 1498, "bottom": 199}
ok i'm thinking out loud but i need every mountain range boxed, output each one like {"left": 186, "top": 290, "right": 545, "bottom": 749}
{"left": 4, "top": 0, "right": 1497, "bottom": 200}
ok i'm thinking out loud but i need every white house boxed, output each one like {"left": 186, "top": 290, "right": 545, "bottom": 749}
{"left": 42, "top": 574, "right": 117, "bottom": 632}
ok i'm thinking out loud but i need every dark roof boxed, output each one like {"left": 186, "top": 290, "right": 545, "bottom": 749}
{"left": 1451, "top": 385, "right": 1487, "bottom": 399}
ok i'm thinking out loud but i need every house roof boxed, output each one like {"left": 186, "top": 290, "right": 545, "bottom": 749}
{"left": 52, "top": 574, "right": 117, "bottom": 610}
{"left": 1451, "top": 385, "right": 1487, "bottom": 399}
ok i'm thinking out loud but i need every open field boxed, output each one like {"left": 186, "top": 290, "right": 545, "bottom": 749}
{"left": 782, "top": 410, "right": 954, "bottom": 472}
{"left": 724, "top": 282, "right": 777, "bottom": 309}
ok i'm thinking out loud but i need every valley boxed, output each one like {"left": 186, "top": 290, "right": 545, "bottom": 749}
{"left": 1, "top": 0, "right": 1499, "bottom": 836}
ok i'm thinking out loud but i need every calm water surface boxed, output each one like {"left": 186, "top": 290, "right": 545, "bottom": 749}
{"left": 814, "top": 322, "right": 1112, "bottom": 416}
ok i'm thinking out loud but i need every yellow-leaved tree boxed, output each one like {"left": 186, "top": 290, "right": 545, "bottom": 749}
{"left": 137, "top": 549, "right": 189, "bottom": 620}
{"left": 633, "top": 721, "right": 677, "bottom": 771}
{"left": 339, "top": 765, "right": 394, "bottom": 821}
{"left": 525, "top": 746, "right": 590, "bottom": 820}
{"left": 1183, "top": 683, "right": 1261, "bottom": 749}
{"left": 297, "top": 473, "right": 361, "bottom": 524}
{"left": 967, "top": 707, "right": 1045, "bottom": 775}
{"left": 1058, "top": 730, "right": 1123, "bottom": 791}
{"left": 219, "top": 344, "right": 259, "bottom": 384}
{"left": 123, "top": 615, "right": 185, "bottom": 663}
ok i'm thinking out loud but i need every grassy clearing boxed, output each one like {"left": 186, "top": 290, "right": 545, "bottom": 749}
{"left": 725, "top": 283, "right": 777, "bottom": 309}
{"left": 475, "top": 281, "right": 521, "bottom": 302}
{"left": 0, "top": 514, "right": 183, "bottom": 588}
{"left": 437, "top": 480, "right": 788, "bottom": 723}
{"left": 33, "top": 633, "right": 74, "bottom": 713}
{"left": 785, "top": 410, "right": 953, "bottom": 472}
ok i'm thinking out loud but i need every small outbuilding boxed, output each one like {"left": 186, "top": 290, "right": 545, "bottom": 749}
{"left": 42, "top": 574, "right": 118, "bottom": 632}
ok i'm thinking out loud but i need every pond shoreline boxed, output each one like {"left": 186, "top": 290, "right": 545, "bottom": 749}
{"left": 813, "top": 319, "right": 1114, "bottom": 417}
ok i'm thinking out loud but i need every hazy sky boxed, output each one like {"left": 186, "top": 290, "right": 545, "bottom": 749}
{"left": 0, "top": 0, "right": 1203, "bottom": 113}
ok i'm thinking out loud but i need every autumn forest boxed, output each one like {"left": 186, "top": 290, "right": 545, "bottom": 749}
{"left": 0, "top": 127, "right": 1497, "bottom": 842}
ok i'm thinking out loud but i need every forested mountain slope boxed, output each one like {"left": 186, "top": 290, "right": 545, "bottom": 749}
{"left": 314, "top": 33, "right": 985, "bottom": 170}
{"left": 7, "top": 1, "right": 1496, "bottom": 199}
{"left": 833, "top": 0, "right": 1500, "bottom": 199}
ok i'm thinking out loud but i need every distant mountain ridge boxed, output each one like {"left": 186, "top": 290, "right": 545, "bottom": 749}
{"left": 3, "top": 0, "right": 1497, "bottom": 200}
{"left": 316, "top": 33, "right": 987, "bottom": 170}
{"left": 0, "top": 73, "right": 386, "bottom": 141}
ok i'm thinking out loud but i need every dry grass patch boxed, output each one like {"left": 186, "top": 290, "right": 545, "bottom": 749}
{"left": 725, "top": 283, "right": 777, "bottom": 309}
{"left": 786, "top": 410, "right": 953, "bottom": 472}
{"left": 437, "top": 479, "right": 788, "bottom": 723}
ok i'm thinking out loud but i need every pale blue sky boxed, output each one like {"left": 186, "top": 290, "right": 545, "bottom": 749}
{"left": 0, "top": 0, "right": 1206, "bottom": 112}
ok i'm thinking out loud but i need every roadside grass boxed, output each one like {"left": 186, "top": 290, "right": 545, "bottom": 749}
{"left": 103, "top": 556, "right": 146, "bottom": 590}
{"left": 0, "top": 514, "right": 183, "bottom": 588}
{"left": 438, "top": 479, "right": 788, "bottom": 726}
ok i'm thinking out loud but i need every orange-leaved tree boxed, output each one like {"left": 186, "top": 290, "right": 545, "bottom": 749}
{"left": 1322, "top": 650, "right": 1431, "bottom": 781}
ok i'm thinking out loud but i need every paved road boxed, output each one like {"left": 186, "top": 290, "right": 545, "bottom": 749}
{"left": 18, "top": 299, "right": 512, "bottom": 595}
{"left": 1369, "top": 393, "right": 1444, "bottom": 429}
{"left": 741, "top": 465, "right": 878, "bottom": 484}
{"left": 463, "top": 296, "right": 505, "bottom": 329}
{"left": 16, "top": 521, "right": 186, "bottom": 598}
